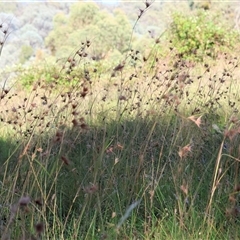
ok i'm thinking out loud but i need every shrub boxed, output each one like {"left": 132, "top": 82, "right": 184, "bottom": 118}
{"left": 169, "top": 10, "right": 239, "bottom": 61}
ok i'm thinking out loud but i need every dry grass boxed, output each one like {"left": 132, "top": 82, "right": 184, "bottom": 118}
{"left": 0, "top": 43, "right": 239, "bottom": 239}
{"left": 1, "top": 3, "right": 240, "bottom": 238}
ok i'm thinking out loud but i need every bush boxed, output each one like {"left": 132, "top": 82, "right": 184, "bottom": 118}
{"left": 169, "top": 10, "right": 239, "bottom": 61}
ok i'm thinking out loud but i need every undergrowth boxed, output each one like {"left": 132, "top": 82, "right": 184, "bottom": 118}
{"left": 0, "top": 1, "right": 240, "bottom": 239}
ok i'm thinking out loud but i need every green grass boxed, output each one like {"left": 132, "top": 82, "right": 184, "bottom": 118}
{"left": 0, "top": 40, "right": 240, "bottom": 239}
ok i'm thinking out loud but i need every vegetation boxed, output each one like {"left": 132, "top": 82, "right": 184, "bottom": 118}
{"left": 1, "top": 1, "right": 240, "bottom": 239}
{"left": 45, "top": 2, "right": 132, "bottom": 63}
{"left": 170, "top": 10, "right": 239, "bottom": 61}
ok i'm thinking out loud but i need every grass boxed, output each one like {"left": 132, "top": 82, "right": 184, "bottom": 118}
{"left": 1, "top": 8, "right": 240, "bottom": 240}
{"left": 0, "top": 46, "right": 240, "bottom": 239}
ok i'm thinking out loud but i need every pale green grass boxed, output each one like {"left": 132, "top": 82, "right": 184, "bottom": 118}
{"left": 0, "top": 48, "right": 240, "bottom": 239}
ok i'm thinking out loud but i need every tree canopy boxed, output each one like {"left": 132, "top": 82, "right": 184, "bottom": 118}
{"left": 45, "top": 2, "right": 132, "bottom": 61}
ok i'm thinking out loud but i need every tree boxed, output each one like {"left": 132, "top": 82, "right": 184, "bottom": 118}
{"left": 19, "top": 45, "right": 33, "bottom": 64}
{"left": 69, "top": 2, "right": 100, "bottom": 29}
{"left": 45, "top": 2, "right": 132, "bottom": 61}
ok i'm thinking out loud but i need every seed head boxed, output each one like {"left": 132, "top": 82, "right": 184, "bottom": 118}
{"left": 19, "top": 196, "right": 31, "bottom": 206}
{"left": 35, "top": 222, "right": 44, "bottom": 234}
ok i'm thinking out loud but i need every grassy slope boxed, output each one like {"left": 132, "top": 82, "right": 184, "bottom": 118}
{"left": 0, "top": 41, "right": 240, "bottom": 240}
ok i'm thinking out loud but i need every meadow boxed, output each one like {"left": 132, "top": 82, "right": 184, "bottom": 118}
{"left": 1, "top": 3, "right": 240, "bottom": 240}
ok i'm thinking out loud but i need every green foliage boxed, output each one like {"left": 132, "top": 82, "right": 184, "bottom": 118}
{"left": 45, "top": 3, "right": 132, "bottom": 61}
{"left": 16, "top": 64, "right": 61, "bottom": 88}
{"left": 69, "top": 2, "right": 99, "bottom": 29}
{"left": 16, "top": 62, "right": 100, "bottom": 89}
{"left": 169, "top": 10, "right": 239, "bottom": 61}
{"left": 19, "top": 45, "right": 33, "bottom": 64}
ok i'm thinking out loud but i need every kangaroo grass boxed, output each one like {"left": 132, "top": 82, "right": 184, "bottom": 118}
{"left": 1, "top": 2, "right": 240, "bottom": 239}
